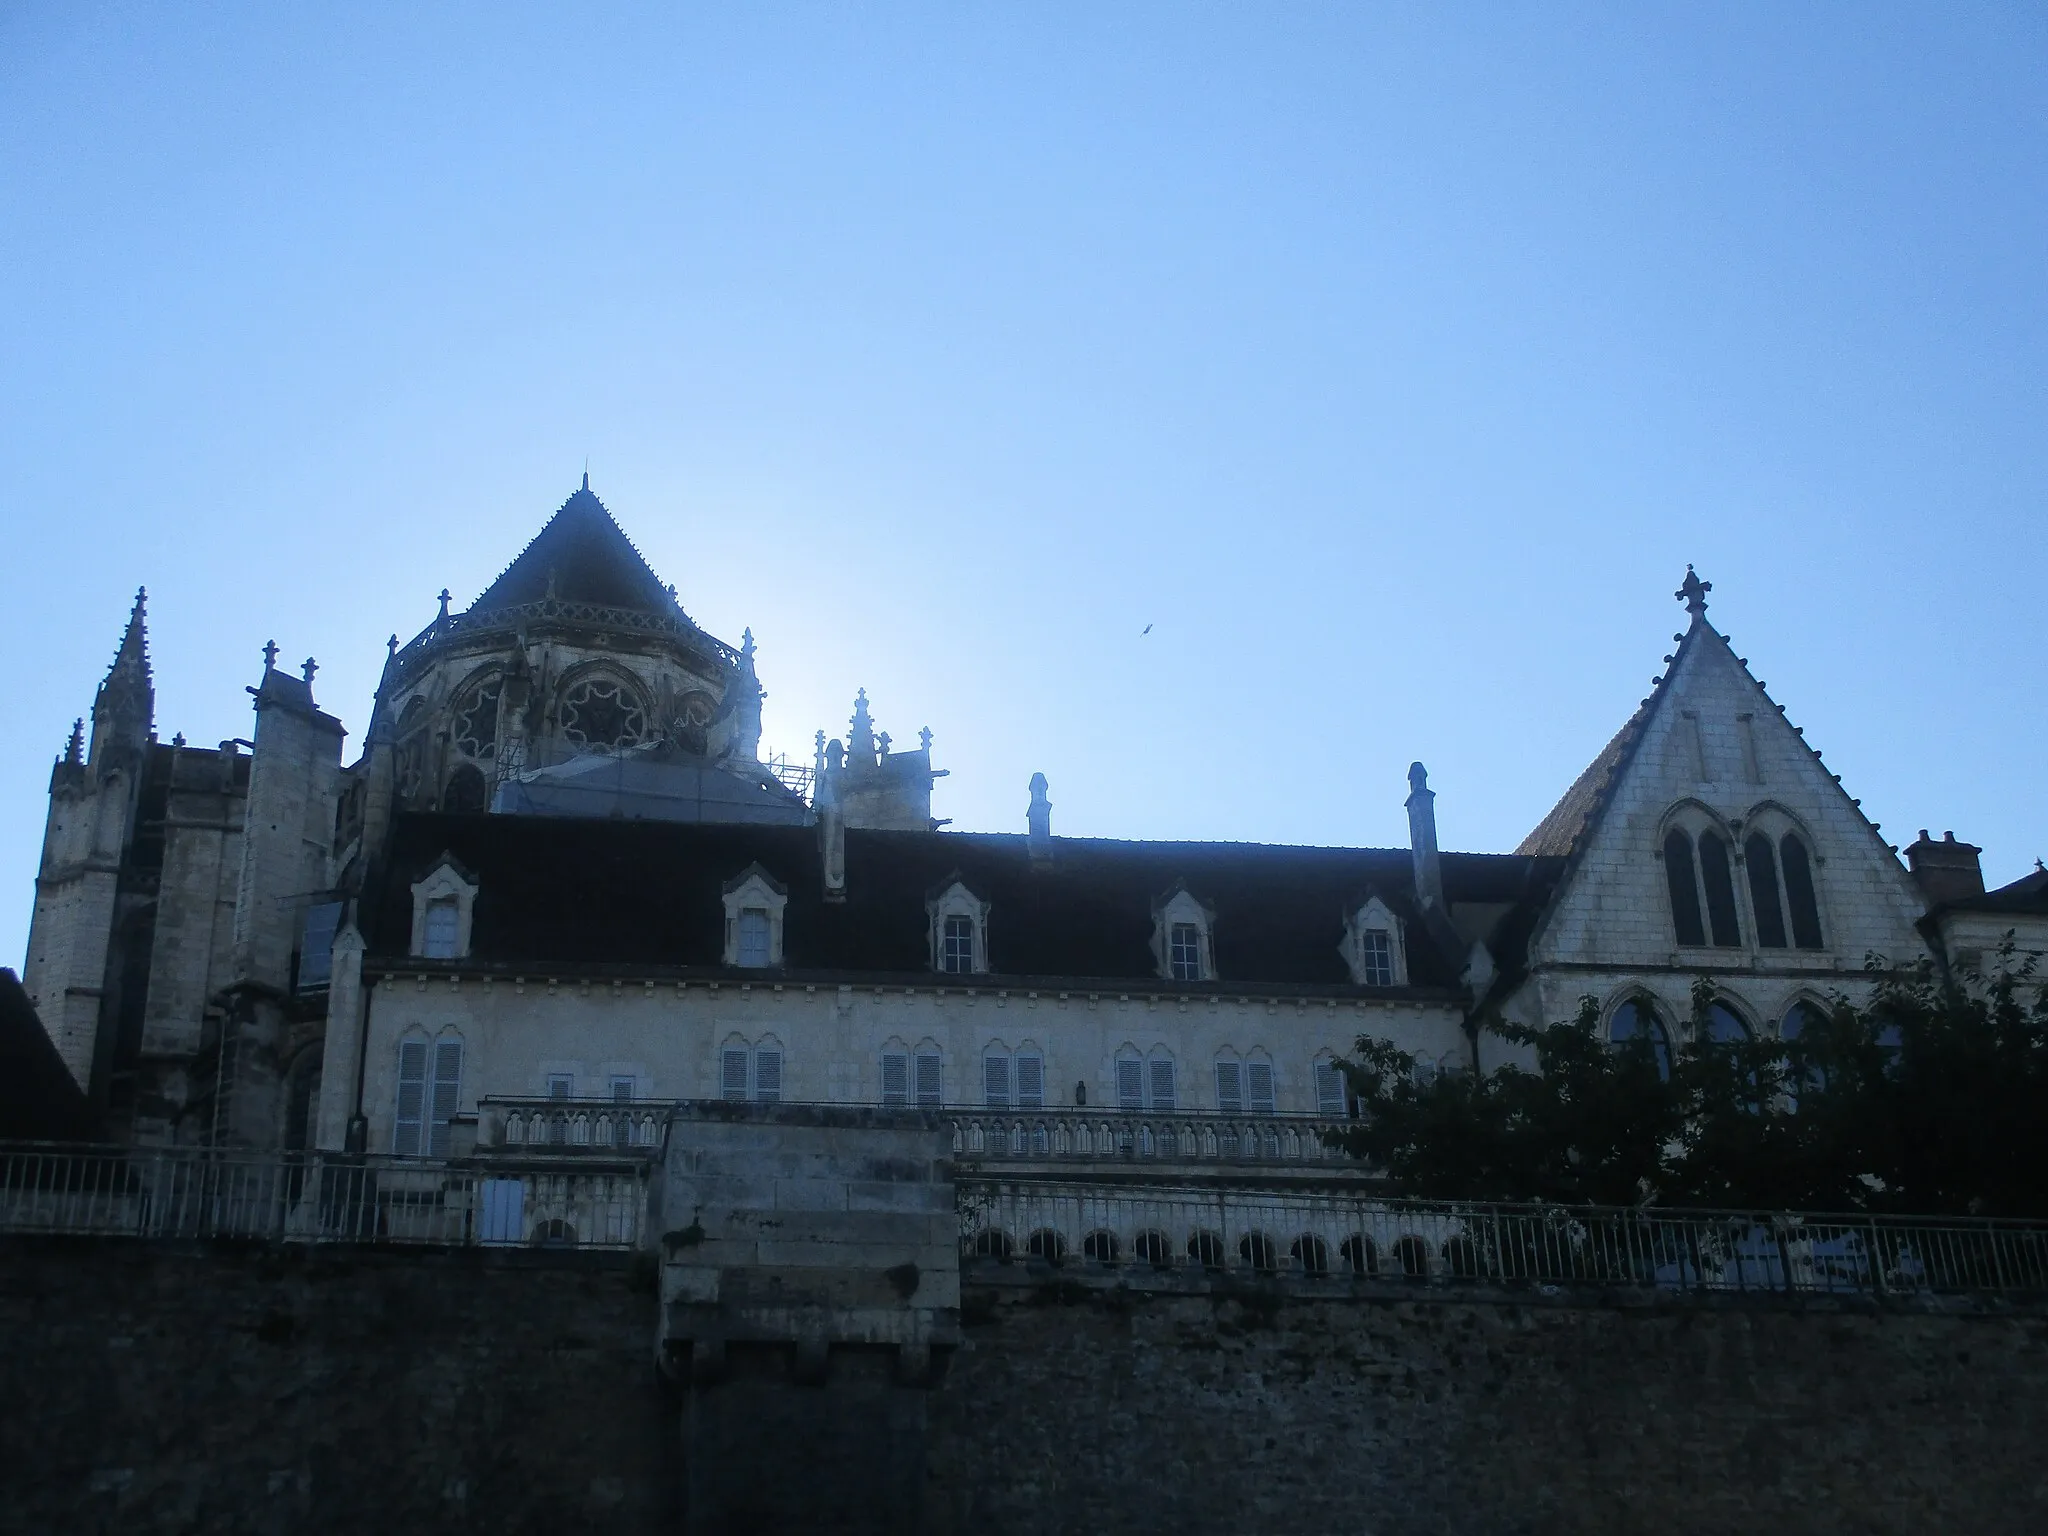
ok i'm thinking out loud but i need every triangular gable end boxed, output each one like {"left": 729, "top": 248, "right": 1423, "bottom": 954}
{"left": 1522, "top": 577, "right": 1930, "bottom": 972}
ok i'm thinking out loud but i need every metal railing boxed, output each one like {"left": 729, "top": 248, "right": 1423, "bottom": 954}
{"left": 952, "top": 1109, "right": 1350, "bottom": 1167}
{"left": 957, "top": 1180, "right": 2048, "bottom": 1299}
{"left": 0, "top": 1143, "right": 647, "bottom": 1250}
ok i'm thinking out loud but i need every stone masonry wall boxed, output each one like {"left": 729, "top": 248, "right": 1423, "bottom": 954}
{"left": 3, "top": 1238, "right": 2045, "bottom": 1534}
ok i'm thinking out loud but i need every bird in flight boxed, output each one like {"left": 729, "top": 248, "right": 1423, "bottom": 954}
{"left": 1141, "top": 623, "right": 1153, "bottom": 636}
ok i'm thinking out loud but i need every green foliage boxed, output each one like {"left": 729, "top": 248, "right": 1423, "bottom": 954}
{"left": 1327, "top": 944, "right": 2048, "bottom": 1216}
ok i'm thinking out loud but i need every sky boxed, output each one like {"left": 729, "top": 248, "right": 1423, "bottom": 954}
{"left": 2, "top": 3, "right": 2044, "bottom": 971}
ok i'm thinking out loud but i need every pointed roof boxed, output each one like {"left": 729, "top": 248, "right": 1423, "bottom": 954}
{"left": 468, "top": 478, "right": 681, "bottom": 618}
{"left": 92, "top": 587, "right": 154, "bottom": 728}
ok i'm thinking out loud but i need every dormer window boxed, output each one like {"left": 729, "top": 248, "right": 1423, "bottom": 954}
{"left": 926, "top": 878, "right": 990, "bottom": 976}
{"left": 721, "top": 866, "right": 788, "bottom": 969}
{"left": 1341, "top": 898, "right": 1408, "bottom": 987}
{"left": 1151, "top": 886, "right": 1216, "bottom": 983}
{"left": 409, "top": 854, "right": 478, "bottom": 961}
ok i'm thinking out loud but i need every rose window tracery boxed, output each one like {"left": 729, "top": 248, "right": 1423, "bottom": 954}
{"left": 560, "top": 676, "right": 647, "bottom": 752}
{"left": 453, "top": 677, "right": 502, "bottom": 761}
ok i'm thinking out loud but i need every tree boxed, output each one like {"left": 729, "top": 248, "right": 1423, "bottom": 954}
{"left": 1329, "top": 945, "right": 2048, "bottom": 1217}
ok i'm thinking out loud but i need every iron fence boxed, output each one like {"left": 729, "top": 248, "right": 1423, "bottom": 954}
{"left": 0, "top": 1142, "right": 646, "bottom": 1250}
{"left": 957, "top": 1180, "right": 2048, "bottom": 1299}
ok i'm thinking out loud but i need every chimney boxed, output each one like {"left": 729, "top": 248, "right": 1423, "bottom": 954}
{"left": 1406, "top": 762, "right": 1443, "bottom": 912}
{"left": 1905, "top": 829, "right": 1984, "bottom": 906}
{"left": 817, "top": 738, "right": 846, "bottom": 901}
{"left": 1027, "top": 773, "right": 1052, "bottom": 862}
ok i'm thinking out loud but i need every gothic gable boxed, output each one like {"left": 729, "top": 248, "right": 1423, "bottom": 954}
{"left": 1524, "top": 585, "right": 1929, "bottom": 975}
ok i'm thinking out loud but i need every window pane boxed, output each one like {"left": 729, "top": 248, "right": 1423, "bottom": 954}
{"left": 1015, "top": 1054, "right": 1043, "bottom": 1108}
{"left": 1359, "top": 929, "right": 1394, "bottom": 987}
{"left": 547, "top": 1074, "right": 573, "bottom": 1100}
{"left": 1214, "top": 1060, "right": 1243, "bottom": 1112}
{"left": 1745, "top": 834, "right": 1788, "bottom": 948}
{"left": 721, "top": 1049, "right": 749, "bottom": 1101}
{"left": 1706, "top": 1003, "right": 1749, "bottom": 1044}
{"left": 1115, "top": 1058, "right": 1143, "bottom": 1109}
{"left": 1169, "top": 922, "right": 1201, "bottom": 981}
{"left": 298, "top": 902, "right": 342, "bottom": 991}
{"left": 423, "top": 898, "right": 460, "bottom": 959}
{"left": 983, "top": 1053, "right": 1011, "bottom": 1107}
{"left": 914, "top": 1053, "right": 943, "bottom": 1106}
{"left": 942, "top": 914, "right": 974, "bottom": 974}
{"left": 1247, "top": 1061, "right": 1274, "bottom": 1114}
{"left": 881, "top": 1052, "right": 908, "bottom": 1107}
{"left": 754, "top": 1049, "right": 782, "bottom": 1103}
{"left": 1698, "top": 832, "right": 1742, "bottom": 947}
{"left": 1148, "top": 1057, "right": 1175, "bottom": 1110}
{"left": 737, "top": 908, "right": 772, "bottom": 968}
{"left": 1663, "top": 832, "right": 1706, "bottom": 946}
{"left": 1781, "top": 835, "right": 1824, "bottom": 949}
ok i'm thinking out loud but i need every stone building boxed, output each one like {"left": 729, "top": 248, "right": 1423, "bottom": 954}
{"left": 16, "top": 485, "right": 2045, "bottom": 1152}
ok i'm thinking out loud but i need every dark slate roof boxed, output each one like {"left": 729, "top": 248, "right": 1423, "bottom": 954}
{"left": 0, "top": 969, "right": 98, "bottom": 1141}
{"left": 1515, "top": 705, "right": 1652, "bottom": 858}
{"left": 470, "top": 481, "right": 681, "bottom": 616}
{"left": 367, "top": 812, "right": 1551, "bottom": 992}
{"left": 1940, "top": 867, "right": 2048, "bottom": 917}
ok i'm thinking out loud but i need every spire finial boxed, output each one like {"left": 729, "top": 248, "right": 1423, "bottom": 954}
{"left": 437, "top": 588, "right": 452, "bottom": 620}
{"left": 64, "top": 718, "right": 84, "bottom": 765}
{"left": 261, "top": 640, "right": 279, "bottom": 671}
{"left": 582, "top": 464, "right": 590, "bottom": 492}
{"left": 387, "top": 633, "right": 399, "bottom": 656}
{"left": 301, "top": 657, "right": 318, "bottom": 685}
{"left": 1676, "top": 564, "right": 1712, "bottom": 618}
{"left": 919, "top": 725, "right": 933, "bottom": 754}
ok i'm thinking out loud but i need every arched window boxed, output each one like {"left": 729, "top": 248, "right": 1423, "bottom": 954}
{"left": 1083, "top": 1230, "right": 1120, "bottom": 1264}
{"left": 442, "top": 763, "right": 487, "bottom": 813}
{"left": 1780, "top": 1001, "right": 1829, "bottom": 1105}
{"left": 1742, "top": 827, "right": 1824, "bottom": 951}
{"left": 1663, "top": 823, "right": 1742, "bottom": 948}
{"left": 1609, "top": 999, "right": 1672, "bottom": 1081}
{"left": 1313, "top": 1056, "right": 1348, "bottom": 1118}
{"left": 1214, "top": 1052, "right": 1244, "bottom": 1112}
{"left": 452, "top": 674, "right": 502, "bottom": 761}
{"left": 1697, "top": 832, "right": 1742, "bottom": 947}
{"left": 1147, "top": 1049, "right": 1177, "bottom": 1110}
{"left": 1663, "top": 830, "right": 1706, "bottom": 946}
{"left": 1780, "top": 835, "right": 1824, "bottom": 949}
{"left": 1291, "top": 1234, "right": 1330, "bottom": 1276}
{"left": 719, "top": 1035, "right": 784, "bottom": 1103}
{"left": 1705, "top": 1001, "right": 1751, "bottom": 1044}
{"left": 1745, "top": 834, "right": 1789, "bottom": 948}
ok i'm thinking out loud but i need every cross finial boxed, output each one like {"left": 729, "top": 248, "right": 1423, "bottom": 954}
{"left": 301, "top": 657, "right": 318, "bottom": 685}
{"left": 1676, "top": 564, "right": 1712, "bottom": 617}
{"left": 261, "top": 640, "right": 279, "bottom": 671}
{"left": 437, "top": 588, "right": 452, "bottom": 620}
{"left": 919, "top": 725, "right": 933, "bottom": 753}
{"left": 387, "top": 634, "right": 398, "bottom": 655}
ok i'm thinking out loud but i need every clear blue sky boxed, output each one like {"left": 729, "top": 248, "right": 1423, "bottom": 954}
{"left": 4, "top": 4, "right": 2044, "bottom": 970}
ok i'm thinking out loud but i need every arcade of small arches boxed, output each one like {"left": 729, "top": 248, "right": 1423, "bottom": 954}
{"left": 972, "top": 1225, "right": 1480, "bottom": 1281}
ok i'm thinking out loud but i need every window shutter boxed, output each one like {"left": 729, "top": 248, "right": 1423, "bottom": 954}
{"left": 881, "top": 1053, "right": 909, "bottom": 1106}
{"left": 427, "top": 1040, "right": 463, "bottom": 1158}
{"left": 1214, "top": 1060, "right": 1243, "bottom": 1112}
{"left": 1015, "top": 1054, "right": 1043, "bottom": 1109}
{"left": 394, "top": 1040, "right": 428, "bottom": 1155}
{"left": 1315, "top": 1062, "right": 1346, "bottom": 1118}
{"left": 754, "top": 1048, "right": 783, "bottom": 1103}
{"left": 983, "top": 1053, "right": 1011, "bottom": 1108}
{"left": 1115, "top": 1058, "right": 1143, "bottom": 1109}
{"left": 721, "top": 1048, "right": 749, "bottom": 1101}
{"left": 1247, "top": 1061, "right": 1274, "bottom": 1114}
{"left": 1148, "top": 1057, "right": 1175, "bottom": 1110}
{"left": 914, "top": 1053, "right": 943, "bottom": 1106}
